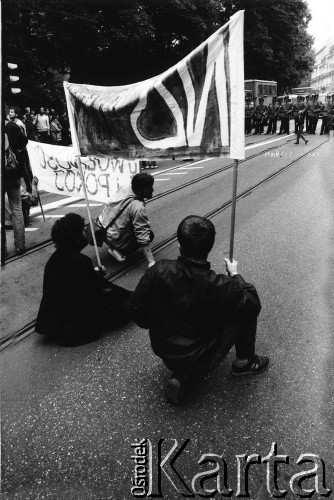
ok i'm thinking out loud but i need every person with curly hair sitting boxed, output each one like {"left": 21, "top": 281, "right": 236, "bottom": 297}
{"left": 36, "top": 213, "right": 132, "bottom": 345}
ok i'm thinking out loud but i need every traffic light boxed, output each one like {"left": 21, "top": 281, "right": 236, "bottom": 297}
{"left": 6, "top": 62, "right": 21, "bottom": 94}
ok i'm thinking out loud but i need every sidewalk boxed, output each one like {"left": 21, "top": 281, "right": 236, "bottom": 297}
{"left": 1, "top": 138, "right": 334, "bottom": 499}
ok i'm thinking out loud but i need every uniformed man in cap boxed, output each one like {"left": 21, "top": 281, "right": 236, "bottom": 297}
{"left": 305, "top": 94, "right": 311, "bottom": 132}
{"left": 308, "top": 94, "right": 322, "bottom": 134}
{"left": 245, "top": 97, "right": 254, "bottom": 135}
{"left": 266, "top": 96, "right": 280, "bottom": 134}
{"left": 330, "top": 95, "right": 334, "bottom": 134}
{"left": 292, "top": 96, "right": 308, "bottom": 145}
{"left": 252, "top": 97, "right": 267, "bottom": 134}
{"left": 314, "top": 93, "right": 321, "bottom": 132}
{"left": 320, "top": 94, "right": 333, "bottom": 135}
{"left": 278, "top": 95, "right": 292, "bottom": 134}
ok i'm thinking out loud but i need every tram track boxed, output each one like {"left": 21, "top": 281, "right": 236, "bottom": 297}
{"left": 5, "top": 138, "right": 294, "bottom": 265}
{"left": 0, "top": 137, "right": 329, "bottom": 353}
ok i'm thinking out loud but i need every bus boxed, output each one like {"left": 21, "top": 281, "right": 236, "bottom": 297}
{"left": 244, "top": 79, "right": 278, "bottom": 106}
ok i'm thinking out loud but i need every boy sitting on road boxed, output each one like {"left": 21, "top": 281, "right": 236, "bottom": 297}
{"left": 129, "top": 215, "right": 269, "bottom": 404}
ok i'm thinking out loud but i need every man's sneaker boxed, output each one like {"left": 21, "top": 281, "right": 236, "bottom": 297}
{"left": 165, "top": 374, "right": 185, "bottom": 405}
{"left": 231, "top": 354, "right": 269, "bottom": 376}
{"left": 107, "top": 247, "right": 126, "bottom": 262}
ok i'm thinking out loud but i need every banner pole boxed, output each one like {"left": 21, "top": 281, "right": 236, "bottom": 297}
{"left": 63, "top": 83, "right": 102, "bottom": 268}
{"left": 229, "top": 159, "right": 238, "bottom": 261}
{"left": 37, "top": 192, "right": 45, "bottom": 222}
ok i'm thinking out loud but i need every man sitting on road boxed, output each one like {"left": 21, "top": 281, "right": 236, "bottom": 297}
{"left": 129, "top": 215, "right": 269, "bottom": 405}
{"left": 99, "top": 172, "right": 155, "bottom": 267}
{"left": 36, "top": 213, "right": 132, "bottom": 345}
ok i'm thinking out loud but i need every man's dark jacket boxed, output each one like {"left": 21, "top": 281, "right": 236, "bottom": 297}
{"left": 129, "top": 257, "right": 261, "bottom": 368}
{"left": 5, "top": 120, "right": 28, "bottom": 155}
{"left": 4, "top": 121, "right": 29, "bottom": 190}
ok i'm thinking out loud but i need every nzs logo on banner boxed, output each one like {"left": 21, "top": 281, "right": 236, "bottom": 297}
{"left": 129, "top": 29, "right": 230, "bottom": 151}
{"left": 65, "top": 11, "right": 245, "bottom": 159}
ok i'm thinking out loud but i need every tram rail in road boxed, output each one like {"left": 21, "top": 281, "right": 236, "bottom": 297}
{"left": 5, "top": 136, "right": 296, "bottom": 265}
{"left": 0, "top": 137, "right": 329, "bottom": 353}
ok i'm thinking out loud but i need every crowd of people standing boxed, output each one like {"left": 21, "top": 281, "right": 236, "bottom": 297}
{"left": 3, "top": 105, "right": 72, "bottom": 257}
{"left": 245, "top": 93, "right": 334, "bottom": 139}
{"left": 11, "top": 106, "right": 71, "bottom": 146}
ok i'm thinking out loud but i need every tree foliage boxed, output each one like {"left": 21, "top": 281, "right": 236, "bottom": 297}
{"left": 231, "top": 0, "right": 315, "bottom": 92}
{"left": 3, "top": 0, "right": 314, "bottom": 110}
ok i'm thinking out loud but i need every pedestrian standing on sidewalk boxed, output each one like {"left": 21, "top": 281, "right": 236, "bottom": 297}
{"left": 36, "top": 213, "right": 132, "bottom": 345}
{"left": 129, "top": 215, "right": 269, "bottom": 405}
{"left": 5, "top": 117, "right": 33, "bottom": 194}
{"left": 3, "top": 133, "right": 26, "bottom": 256}
{"left": 59, "top": 111, "right": 71, "bottom": 145}
{"left": 8, "top": 107, "right": 26, "bottom": 135}
{"left": 50, "top": 113, "right": 62, "bottom": 145}
{"left": 36, "top": 107, "right": 50, "bottom": 143}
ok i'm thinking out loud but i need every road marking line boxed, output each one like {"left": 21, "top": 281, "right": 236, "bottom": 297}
{"left": 25, "top": 227, "right": 39, "bottom": 231}
{"left": 152, "top": 158, "right": 211, "bottom": 176}
{"left": 28, "top": 135, "right": 294, "bottom": 217}
{"left": 153, "top": 136, "right": 294, "bottom": 176}
{"left": 179, "top": 166, "right": 204, "bottom": 170}
{"left": 168, "top": 172, "right": 188, "bottom": 175}
{"left": 66, "top": 203, "right": 102, "bottom": 207}
{"left": 245, "top": 134, "right": 294, "bottom": 150}
{"left": 30, "top": 196, "right": 83, "bottom": 215}
{"left": 35, "top": 214, "right": 65, "bottom": 218}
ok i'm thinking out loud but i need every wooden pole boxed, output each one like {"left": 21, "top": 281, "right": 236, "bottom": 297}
{"left": 229, "top": 159, "right": 238, "bottom": 261}
{"left": 63, "top": 83, "right": 102, "bottom": 268}
{"left": 37, "top": 192, "right": 45, "bottom": 222}
{"left": 75, "top": 154, "right": 102, "bottom": 267}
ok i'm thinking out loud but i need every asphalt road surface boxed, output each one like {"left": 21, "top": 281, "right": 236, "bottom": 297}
{"left": 1, "top": 132, "right": 334, "bottom": 499}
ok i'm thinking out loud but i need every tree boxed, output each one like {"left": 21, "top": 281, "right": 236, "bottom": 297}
{"left": 2, "top": 0, "right": 315, "bottom": 110}
{"left": 3, "top": 0, "right": 103, "bottom": 109}
{"left": 218, "top": 0, "right": 314, "bottom": 93}
{"left": 3, "top": 0, "right": 223, "bottom": 107}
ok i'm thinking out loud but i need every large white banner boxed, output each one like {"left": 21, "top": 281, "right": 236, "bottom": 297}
{"left": 64, "top": 10, "right": 245, "bottom": 160}
{"left": 27, "top": 141, "right": 140, "bottom": 203}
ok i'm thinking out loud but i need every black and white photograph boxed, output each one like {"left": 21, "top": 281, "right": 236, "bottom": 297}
{"left": 1, "top": 0, "right": 334, "bottom": 498}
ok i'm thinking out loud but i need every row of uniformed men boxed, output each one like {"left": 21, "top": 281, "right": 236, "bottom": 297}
{"left": 245, "top": 94, "right": 334, "bottom": 136}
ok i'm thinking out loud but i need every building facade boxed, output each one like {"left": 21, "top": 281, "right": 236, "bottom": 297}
{"left": 310, "top": 38, "right": 334, "bottom": 93}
